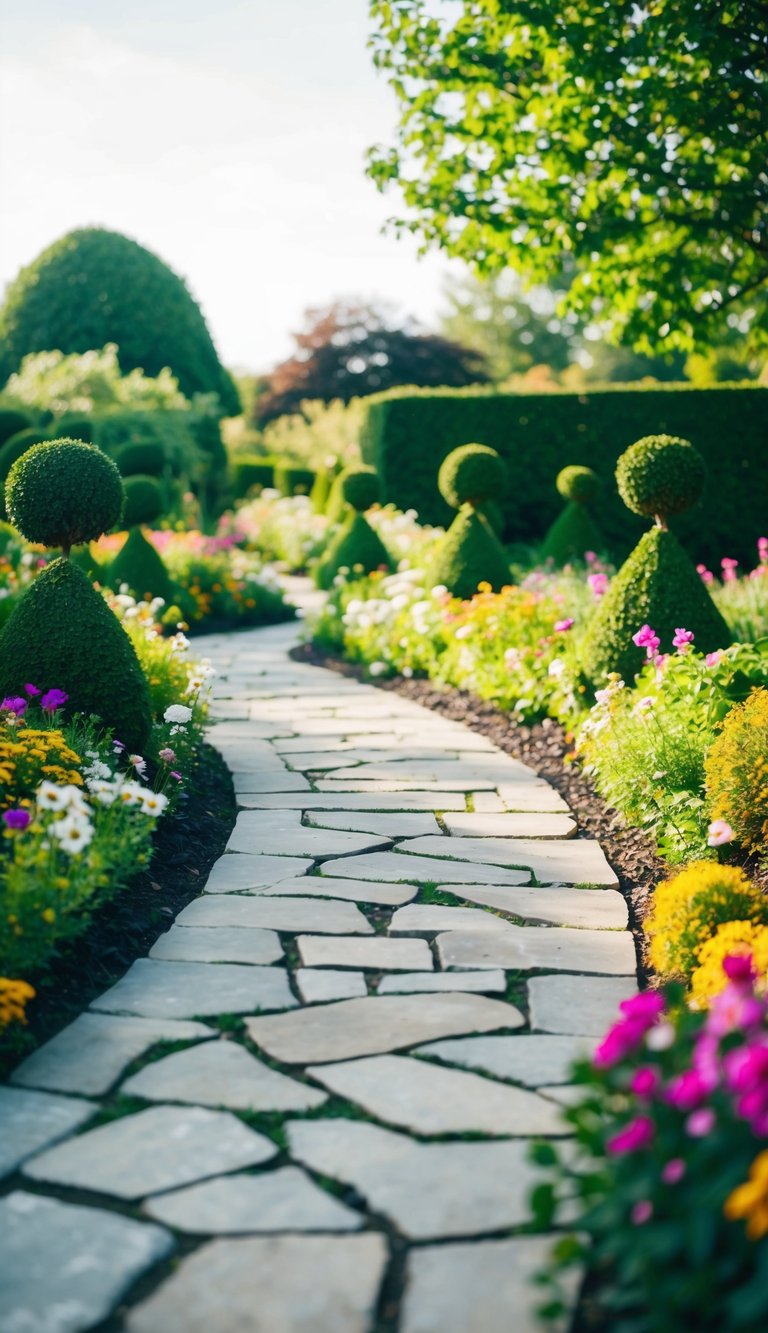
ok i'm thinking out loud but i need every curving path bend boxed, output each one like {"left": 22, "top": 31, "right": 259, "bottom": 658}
{"left": 1, "top": 608, "right": 638, "bottom": 1333}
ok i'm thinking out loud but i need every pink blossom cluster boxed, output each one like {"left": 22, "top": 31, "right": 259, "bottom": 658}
{"left": 631, "top": 625, "right": 694, "bottom": 665}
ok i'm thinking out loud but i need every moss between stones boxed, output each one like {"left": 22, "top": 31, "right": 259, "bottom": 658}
{"left": 0, "top": 557, "right": 152, "bottom": 750}
{"left": 316, "top": 512, "right": 394, "bottom": 590}
{"left": 109, "top": 527, "right": 184, "bottom": 609}
{"left": 426, "top": 507, "right": 511, "bottom": 600}
{"left": 581, "top": 526, "right": 731, "bottom": 684}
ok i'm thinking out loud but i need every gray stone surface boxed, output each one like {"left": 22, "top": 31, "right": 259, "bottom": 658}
{"left": 150, "top": 925, "right": 283, "bottom": 964}
{"left": 205, "top": 853, "right": 314, "bottom": 892}
{"left": 24, "top": 1105, "right": 276, "bottom": 1200}
{"left": 0, "top": 1086, "right": 95, "bottom": 1178}
{"left": 320, "top": 851, "right": 530, "bottom": 886}
{"left": 399, "top": 835, "right": 619, "bottom": 886}
{"left": 237, "top": 791, "right": 469, "bottom": 811}
{"left": 227, "top": 816, "right": 389, "bottom": 858}
{"left": 126, "top": 1234, "right": 387, "bottom": 1333}
{"left": 469, "top": 791, "right": 507, "bottom": 812}
{"left": 296, "top": 969, "right": 368, "bottom": 1003}
{"left": 246, "top": 992, "right": 522, "bottom": 1065}
{"left": 400, "top": 1236, "right": 578, "bottom": 1333}
{"left": 497, "top": 783, "right": 569, "bottom": 813}
{"left": 231, "top": 770, "right": 312, "bottom": 793}
{"left": 144, "top": 1167, "right": 361, "bottom": 1234}
{"left": 307, "top": 810, "right": 441, "bottom": 837}
{"left": 414, "top": 1034, "right": 594, "bottom": 1086}
{"left": 431, "top": 882, "right": 628, "bottom": 930}
{"left": 389, "top": 904, "right": 514, "bottom": 936}
{"left": 437, "top": 927, "right": 636, "bottom": 975}
{"left": 529, "top": 974, "right": 638, "bottom": 1034}
{"left": 258, "top": 874, "right": 417, "bottom": 906}
{"left": 90, "top": 958, "right": 297, "bottom": 1019}
{"left": 176, "top": 894, "right": 373, "bottom": 934}
{"left": 10, "top": 1013, "right": 214, "bottom": 1096}
{"left": 444, "top": 812, "right": 575, "bottom": 837}
{"left": 306, "top": 1055, "right": 567, "bottom": 1136}
{"left": 0, "top": 1192, "right": 173, "bottom": 1333}
{"left": 297, "top": 935, "right": 434, "bottom": 971}
{"left": 121, "top": 1040, "right": 327, "bottom": 1111}
{"left": 322, "top": 757, "right": 534, "bottom": 787}
{"left": 288, "top": 1120, "right": 543, "bottom": 1239}
{"left": 377, "top": 971, "right": 506, "bottom": 995}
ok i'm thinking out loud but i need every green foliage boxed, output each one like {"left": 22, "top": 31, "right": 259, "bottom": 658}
{"left": 0, "top": 428, "right": 51, "bottom": 515}
{"left": 54, "top": 414, "right": 95, "bottom": 444}
{"left": 368, "top": 1, "right": 767, "bottom": 352}
{"left": 556, "top": 466, "right": 600, "bottom": 504}
{"left": 541, "top": 502, "right": 606, "bottom": 566}
{"left": 316, "top": 512, "right": 394, "bottom": 589}
{"left": 426, "top": 507, "right": 510, "bottom": 600}
{"left": 121, "top": 475, "right": 165, "bottom": 528}
{"left": 581, "top": 528, "right": 731, "bottom": 684}
{"left": 325, "top": 470, "right": 349, "bottom": 525}
{"left": 259, "top": 397, "right": 364, "bottom": 469}
{"left": 273, "top": 462, "right": 316, "bottom": 497}
{"left": 0, "top": 558, "right": 151, "bottom": 751}
{"left": 110, "top": 527, "right": 183, "bottom": 608}
{"left": 359, "top": 384, "right": 768, "bottom": 564}
{"left": 114, "top": 440, "right": 166, "bottom": 477}
{"left": 94, "top": 410, "right": 197, "bottom": 479}
{"left": 438, "top": 443, "right": 506, "bottom": 509}
{"left": 230, "top": 455, "right": 276, "bottom": 498}
{"left": 616, "top": 434, "right": 706, "bottom": 519}
{"left": 6, "top": 440, "right": 124, "bottom": 550}
{"left": 0, "top": 408, "right": 35, "bottom": 446}
{"left": 69, "top": 544, "right": 103, "bottom": 580}
{"left": 310, "top": 465, "right": 332, "bottom": 513}
{"left": 340, "top": 466, "right": 380, "bottom": 512}
{"left": 2, "top": 345, "right": 190, "bottom": 417}
{"left": 0, "top": 231, "right": 239, "bottom": 411}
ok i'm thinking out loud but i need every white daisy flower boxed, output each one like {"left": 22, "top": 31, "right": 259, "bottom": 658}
{"left": 140, "top": 791, "right": 169, "bottom": 818}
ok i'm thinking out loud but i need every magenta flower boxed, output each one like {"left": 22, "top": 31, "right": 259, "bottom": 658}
{"left": 1, "top": 696, "right": 28, "bottom": 717}
{"left": 705, "top": 650, "right": 723, "bottom": 668}
{"left": 630, "top": 1067, "right": 661, "bottom": 1099}
{"left": 2, "top": 808, "right": 30, "bottom": 830}
{"left": 758, "top": 537, "right": 768, "bottom": 563}
{"left": 24, "top": 683, "right": 40, "bottom": 697}
{"left": 672, "top": 627, "right": 694, "bottom": 652}
{"left": 554, "top": 618, "right": 574, "bottom": 633}
{"left": 619, "top": 993, "right": 666, "bottom": 1025}
{"left": 686, "top": 1107, "right": 715, "bottom": 1137}
{"left": 706, "top": 981, "right": 765, "bottom": 1039}
{"left": 607, "top": 1115, "right": 655, "bottom": 1155}
{"left": 707, "top": 819, "right": 733, "bottom": 847}
{"left": 631, "top": 1200, "right": 653, "bottom": 1225}
{"left": 632, "top": 625, "right": 660, "bottom": 658}
{"left": 666, "top": 1069, "right": 712, "bottom": 1111}
{"left": 697, "top": 563, "right": 714, "bottom": 584}
{"left": 661, "top": 1158, "right": 686, "bottom": 1185}
{"left": 722, "top": 954, "right": 755, "bottom": 984}
{"left": 40, "top": 688, "right": 69, "bottom": 714}
{"left": 721, "top": 557, "right": 739, "bottom": 583}
{"left": 588, "top": 572, "right": 609, "bottom": 598}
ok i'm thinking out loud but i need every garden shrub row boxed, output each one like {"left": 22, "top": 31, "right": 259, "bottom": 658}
{"left": 230, "top": 454, "right": 316, "bottom": 500}
{"left": 360, "top": 384, "right": 768, "bottom": 564}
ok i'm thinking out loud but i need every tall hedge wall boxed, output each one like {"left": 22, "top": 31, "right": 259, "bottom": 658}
{"left": 360, "top": 385, "right": 768, "bottom": 564}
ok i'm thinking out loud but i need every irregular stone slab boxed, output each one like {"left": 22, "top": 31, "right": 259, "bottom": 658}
{"left": 443, "top": 812, "right": 576, "bottom": 838}
{"left": 432, "top": 882, "right": 628, "bottom": 930}
{"left": 323, "top": 757, "right": 534, "bottom": 786}
{"left": 247, "top": 992, "right": 522, "bottom": 1064}
{"left": 227, "top": 818, "right": 390, "bottom": 859}
{"left": 126, "top": 1233, "right": 387, "bottom": 1333}
{"left": 297, "top": 935, "right": 434, "bottom": 971}
{"left": 317, "top": 777, "right": 501, "bottom": 793}
{"left": 0, "top": 1086, "right": 96, "bottom": 1178}
{"left": 529, "top": 974, "right": 637, "bottom": 1035}
{"left": 307, "top": 1054, "right": 566, "bottom": 1137}
{"left": 232, "top": 770, "right": 311, "bottom": 793}
{"left": 177, "top": 894, "right": 373, "bottom": 935}
{"left": 90, "top": 958, "right": 297, "bottom": 1019}
{"left": 288, "top": 1120, "right": 542, "bottom": 1239}
{"left": 497, "top": 782, "right": 569, "bottom": 813}
{"left": 539, "top": 1085, "right": 584, "bottom": 1108}
{"left": 259, "top": 875, "right": 417, "bottom": 906}
{"left": 320, "top": 851, "right": 529, "bottom": 887}
{"left": 401, "top": 1236, "right": 578, "bottom": 1333}
{"left": 237, "top": 791, "right": 469, "bottom": 811}
{"left": 24, "top": 1105, "right": 276, "bottom": 1200}
{"left": 144, "top": 1166, "right": 361, "bottom": 1234}
{"left": 210, "top": 741, "right": 292, "bottom": 771}
{"left": 205, "top": 853, "right": 314, "bottom": 892}
{"left": 414, "top": 1034, "right": 594, "bottom": 1086}
{"left": 470, "top": 792, "right": 507, "bottom": 813}
{"left": 296, "top": 969, "right": 368, "bottom": 1003}
{"left": 209, "top": 718, "right": 288, "bottom": 740}
{"left": 150, "top": 925, "right": 283, "bottom": 965}
{"left": 0, "top": 1192, "right": 173, "bottom": 1333}
{"left": 437, "top": 927, "right": 636, "bottom": 975}
{"left": 399, "top": 835, "right": 619, "bottom": 887}
{"left": 121, "top": 1041, "right": 326, "bottom": 1111}
{"left": 389, "top": 904, "right": 514, "bottom": 936}
{"left": 306, "top": 810, "right": 441, "bottom": 837}
{"left": 11, "top": 1013, "right": 214, "bottom": 1096}
{"left": 378, "top": 971, "right": 506, "bottom": 995}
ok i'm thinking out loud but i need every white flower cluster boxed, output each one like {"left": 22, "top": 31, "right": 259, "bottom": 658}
{"left": 36, "top": 767, "right": 170, "bottom": 856}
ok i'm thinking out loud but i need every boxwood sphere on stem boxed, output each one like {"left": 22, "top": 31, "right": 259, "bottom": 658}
{"left": 6, "top": 438, "right": 123, "bottom": 556}
{"left": 438, "top": 444, "right": 507, "bottom": 510}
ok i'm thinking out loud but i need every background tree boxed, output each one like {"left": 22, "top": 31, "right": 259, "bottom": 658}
{"left": 253, "top": 300, "right": 488, "bottom": 425}
{"left": 0, "top": 228, "right": 240, "bottom": 415}
{"left": 368, "top": 0, "right": 768, "bottom": 356}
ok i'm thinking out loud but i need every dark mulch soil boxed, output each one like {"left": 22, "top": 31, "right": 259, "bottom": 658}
{"left": 292, "top": 643, "right": 667, "bottom": 983}
{"left": 1, "top": 743, "right": 237, "bottom": 1079}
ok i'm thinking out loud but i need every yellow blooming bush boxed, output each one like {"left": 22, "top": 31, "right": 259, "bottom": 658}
{"left": 691, "top": 921, "right": 768, "bottom": 1008}
{"left": 645, "top": 862, "right": 768, "bottom": 980}
{"left": 725, "top": 1151, "right": 768, "bottom": 1241}
{"left": 0, "top": 977, "right": 35, "bottom": 1030}
{"left": 705, "top": 687, "right": 768, "bottom": 857}
{"left": 0, "top": 727, "right": 83, "bottom": 810}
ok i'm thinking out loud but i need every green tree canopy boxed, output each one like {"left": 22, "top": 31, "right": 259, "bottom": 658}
{"left": 0, "top": 228, "right": 239, "bottom": 414}
{"left": 368, "top": 0, "right": 768, "bottom": 355}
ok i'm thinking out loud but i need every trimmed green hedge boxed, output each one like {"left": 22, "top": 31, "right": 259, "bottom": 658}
{"left": 274, "top": 463, "right": 316, "bottom": 497}
{"left": 230, "top": 455, "right": 276, "bottom": 498}
{"left": 360, "top": 385, "right": 768, "bottom": 563}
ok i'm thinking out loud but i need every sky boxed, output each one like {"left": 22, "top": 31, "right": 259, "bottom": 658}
{"left": 0, "top": 0, "right": 462, "bottom": 373}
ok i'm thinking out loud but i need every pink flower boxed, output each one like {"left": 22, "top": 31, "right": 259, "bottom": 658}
{"left": 630, "top": 1067, "right": 661, "bottom": 1099}
{"left": 1, "top": 696, "right": 28, "bottom": 717}
{"left": 607, "top": 1115, "right": 655, "bottom": 1155}
{"left": 705, "top": 650, "right": 723, "bottom": 668}
{"left": 672, "top": 627, "right": 694, "bottom": 652}
{"left": 661, "top": 1158, "right": 686, "bottom": 1185}
{"left": 686, "top": 1107, "right": 715, "bottom": 1137}
{"left": 631, "top": 1200, "right": 653, "bottom": 1225}
{"left": 158, "top": 748, "right": 176, "bottom": 764}
{"left": 697, "top": 564, "right": 714, "bottom": 584}
{"left": 707, "top": 819, "right": 733, "bottom": 847}
{"left": 130, "top": 754, "right": 147, "bottom": 778}
{"left": 41, "top": 688, "right": 68, "bottom": 714}
{"left": 170, "top": 771, "right": 183, "bottom": 782}
{"left": 554, "top": 618, "right": 574, "bottom": 633}
{"left": 588, "top": 572, "right": 609, "bottom": 598}
{"left": 721, "top": 557, "right": 739, "bottom": 583}
{"left": 707, "top": 980, "right": 765, "bottom": 1038}
{"left": 722, "top": 954, "right": 755, "bottom": 984}
{"left": 723, "top": 1043, "right": 768, "bottom": 1095}
{"left": 758, "top": 537, "right": 768, "bottom": 563}
{"left": 666, "top": 1069, "right": 711, "bottom": 1111}
{"left": 620, "top": 992, "right": 666, "bottom": 1025}
{"left": 2, "top": 808, "right": 30, "bottom": 830}
{"left": 584, "top": 551, "right": 597, "bottom": 565}
{"left": 632, "top": 625, "right": 660, "bottom": 658}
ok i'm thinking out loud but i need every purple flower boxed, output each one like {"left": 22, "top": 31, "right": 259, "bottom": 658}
{"left": 1, "top": 696, "right": 28, "bottom": 717}
{"left": 631, "top": 1200, "right": 653, "bottom": 1225}
{"left": 40, "top": 688, "right": 69, "bottom": 714}
{"left": 662, "top": 1158, "right": 686, "bottom": 1185}
{"left": 554, "top": 618, "right": 574, "bottom": 633}
{"left": 2, "top": 808, "right": 30, "bottom": 830}
{"left": 24, "top": 683, "right": 40, "bottom": 697}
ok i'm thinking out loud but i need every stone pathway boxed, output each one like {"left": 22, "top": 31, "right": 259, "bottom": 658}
{"left": 1, "top": 609, "right": 638, "bottom": 1333}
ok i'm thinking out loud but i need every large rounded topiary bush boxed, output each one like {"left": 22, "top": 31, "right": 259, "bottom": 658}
{"left": 581, "top": 436, "right": 729, "bottom": 684}
{"left": 110, "top": 475, "right": 183, "bottom": 608}
{"left": 0, "top": 438, "right": 151, "bottom": 750}
{"left": 0, "top": 227, "right": 239, "bottom": 413}
{"left": 427, "top": 444, "right": 511, "bottom": 598}
{"left": 541, "top": 465, "right": 607, "bottom": 565}
{"left": 120, "top": 475, "right": 164, "bottom": 529}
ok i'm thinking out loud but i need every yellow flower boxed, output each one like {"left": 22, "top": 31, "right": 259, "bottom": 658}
{"left": 0, "top": 977, "right": 36, "bottom": 1030}
{"left": 691, "top": 921, "right": 768, "bottom": 1007}
{"left": 645, "top": 862, "right": 768, "bottom": 980}
{"left": 725, "top": 1151, "right": 768, "bottom": 1239}
{"left": 41, "top": 908, "right": 56, "bottom": 924}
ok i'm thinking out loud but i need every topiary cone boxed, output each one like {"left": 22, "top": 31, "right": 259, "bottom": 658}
{"left": 110, "top": 527, "right": 185, "bottom": 609}
{"left": 315, "top": 511, "right": 394, "bottom": 590}
{"left": 541, "top": 502, "right": 606, "bottom": 565}
{"left": 581, "top": 527, "right": 731, "bottom": 684}
{"left": 426, "top": 507, "right": 511, "bottom": 600}
{"left": 0, "top": 558, "right": 152, "bottom": 751}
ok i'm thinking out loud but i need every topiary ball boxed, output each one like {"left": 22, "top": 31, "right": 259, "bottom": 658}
{"left": 616, "top": 435, "right": 705, "bottom": 521}
{"left": 6, "top": 439, "right": 123, "bottom": 548}
{"left": 114, "top": 440, "right": 166, "bottom": 477}
{"left": 438, "top": 444, "right": 507, "bottom": 510}
{"left": 121, "top": 474, "right": 165, "bottom": 528}
{"left": 341, "top": 466, "right": 380, "bottom": 513}
{"left": 556, "top": 465, "right": 601, "bottom": 504}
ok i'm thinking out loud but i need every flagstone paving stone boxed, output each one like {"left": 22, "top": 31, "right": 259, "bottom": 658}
{"left": 320, "top": 850, "right": 531, "bottom": 886}
{"left": 236, "top": 789, "right": 470, "bottom": 811}
{"left": 528, "top": 973, "right": 637, "bottom": 1034}
{"left": 120, "top": 1040, "right": 327, "bottom": 1111}
{"left": 306, "top": 810, "right": 441, "bottom": 836}
{"left": 414, "top": 1034, "right": 595, "bottom": 1086}
{"left": 0, "top": 1192, "right": 174, "bottom": 1333}
{"left": 258, "top": 874, "right": 418, "bottom": 905}
{"left": 443, "top": 811, "right": 577, "bottom": 838}
{"left": 176, "top": 893, "right": 374, "bottom": 934}
{"left": 226, "top": 817, "right": 390, "bottom": 858}
{"left": 149, "top": 925, "right": 283, "bottom": 964}
{"left": 295, "top": 968, "right": 368, "bottom": 1003}
{"left": 296, "top": 934, "right": 434, "bottom": 971}
{"left": 429, "top": 882, "right": 628, "bottom": 929}
{"left": 323, "top": 757, "right": 537, "bottom": 785}
{"left": 436, "top": 926, "right": 636, "bottom": 975}
{"left": 24, "top": 1105, "right": 277, "bottom": 1200}
{"left": 0, "top": 1086, "right": 96, "bottom": 1178}
{"left": 89, "top": 958, "right": 298, "bottom": 1019}
{"left": 377, "top": 970, "right": 507, "bottom": 995}
{"left": 398, "top": 834, "right": 619, "bottom": 886}
{"left": 496, "top": 782, "right": 570, "bottom": 812}
{"left": 143, "top": 1166, "right": 362, "bottom": 1234}
{"left": 204, "top": 852, "right": 314, "bottom": 892}
{"left": 389, "top": 904, "right": 516, "bottom": 936}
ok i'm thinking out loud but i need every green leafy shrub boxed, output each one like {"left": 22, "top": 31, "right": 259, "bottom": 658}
{"left": 231, "top": 455, "right": 276, "bottom": 498}
{"left": 120, "top": 475, "right": 165, "bottom": 528}
{"left": 0, "top": 228, "right": 239, "bottom": 412}
{"left": 310, "top": 465, "right": 332, "bottom": 513}
{"left": 426, "top": 506, "right": 511, "bottom": 599}
{"left": 437, "top": 442, "right": 507, "bottom": 508}
{"left": 316, "top": 512, "right": 394, "bottom": 589}
{"left": 617, "top": 434, "right": 706, "bottom": 520}
{"left": 114, "top": 440, "right": 167, "bottom": 477}
{"left": 541, "top": 465, "right": 606, "bottom": 565}
{"left": 325, "top": 469, "right": 349, "bottom": 524}
{"left": 705, "top": 688, "right": 768, "bottom": 857}
{"left": 110, "top": 528, "right": 183, "bottom": 609}
{"left": 0, "top": 408, "right": 35, "bottom": 446}
{"left": 6, "top": 439, "right": 124, "bottom": 552}
{"left": 53, "top": 414, "right": 94, "bottom": 444}
{"left": 341, "top": 466, "right": 380, "bottom": 512}
{"left": 95, "top": 410, "right": 196, "bottom": 479}
{"left": 274, "top": 462, "right": 316, "bottom": 497}
{"left": 0, "top": 427, "right": 51, "bottom": 490}
{"left": 556, "top": 464, "right": 601, "bottom": 504}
